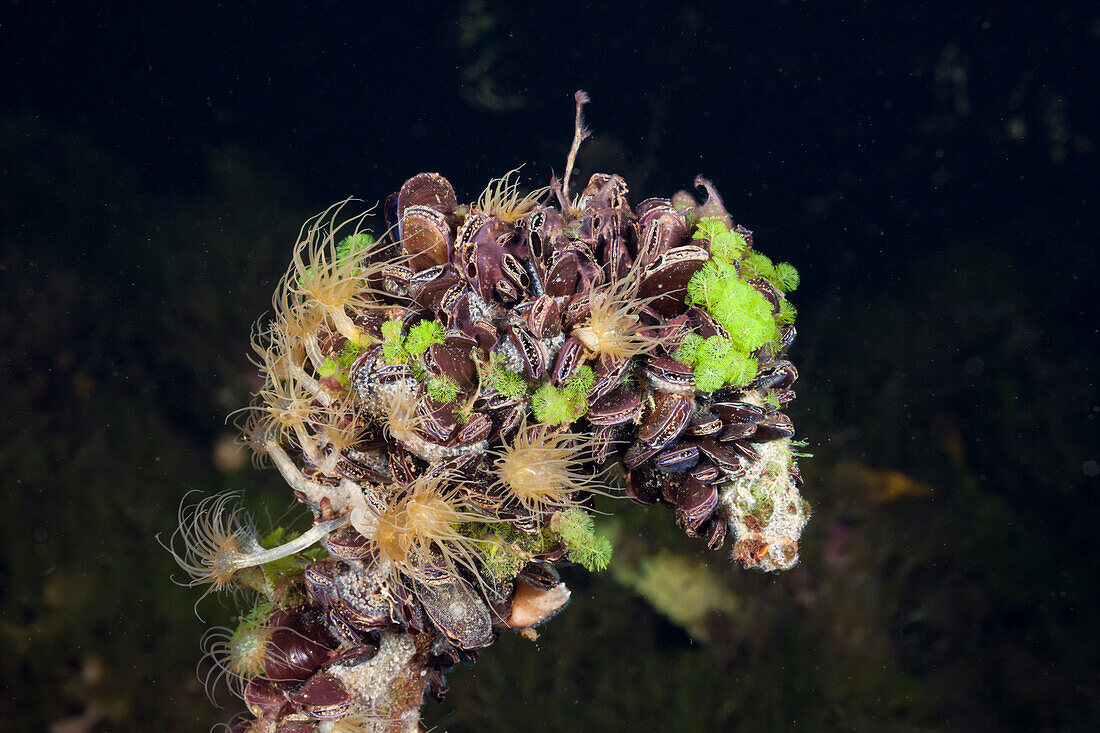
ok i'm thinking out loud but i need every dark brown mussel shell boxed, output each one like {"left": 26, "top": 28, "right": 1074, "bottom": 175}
{"left": 696, "top": 439, "right": 751, "bottom": 476}
{"left": 544, "top": 248, "right": 583, "bottom": 298}
{"left": 687, "top": 306, "right": 729, "bottom": 339}
{"left": 389, "top": 445, "right": 419, "bottom": 484}
{"left": 635, "top": 197, "right": 673, "bottom": 219}
{"left": 637, "top": 205, "right": 687, "bottom": 260}
{"left": 663, "top": 475, "right": 719, "bottom": 530}
{"left": 562, "top": 292, "right": 592, "bottom": 329}
{"left": 637, "top": 245, "right": 709, "bottom": 316}
{"left": 426, "top": 342, "right": 477, "bottom": 387}
{"left": 327, "top": 606, "right": 364, "bottom": 645}
{"left": 506, "top": 323, "right": 548, "bottom": 379}
{"left": 327, "top": 640, "right": 382, "bottom": 669}
{"left": 409, "top": 265, "right": 459, "bottom": 312}
{"left": 418, "top": 397, "right": 456, "bottom": 443}
{"left": 704, "top": 515, "right": 729, "bottom": 550}
{"left": 655, "top": 443, "right": 700, "bottom": 472}
{"left": 637, "top": 391, "right": 694, "bottom": 450}
{"left": 525, "top": 294, "right": 561, "bottom": 339}
{"left": 750, "top": 412, "right": 795, "bottom": 442}
{"left": 263, "top": 627, "right": 332, "bottom": 683}
{"left": 289, "top": 671, "right": 351, "bottom": 720}
{"left": 304, "top": 558, "right": 341, "bottom": 596}
{"left": 333, "top": 563, "right": 392, "bottom": 631}
{"left": 275, "top": 722, "right": 318, "bottom": 733}
{"left": 390, "top": 581, "right": 426, "bottom": 634}
{"left": 625, "top": 466, "right": 662, "bottom": 506}
{"left": 687, "top": 410, "right": 723, "bottom": 437}
{"left": 688, "top": 458, "right": 722, "bottom": 484}
{"left": 588, "top": 355, "right": 631, "bottom": 402}
{"left": 779, "top": 325, "right": 797, "bottom": 352}
{"left": 452, "top": 411, "right": 493, "bottom": 445}
{"left": 520, "top": 207, "right": 564, "bottom": 261}
{"left": 397, "top": 172, "right": 458, "bottom": 217}
{"left": 750, "top": 277, "right": 783, "bottom": 312}
{"left": 718, "top": 422, "right": 758, "bottom": 442}
{"left": 755, "top": 360, "right": 798, "bottom": 390}
{"left": 587, "top": 386, "right": 642, "bottom": 426}
{"left": 623, "top": 440, "right": 661, "bottom": 470}
{"left": 711, "top": 401, "right": 766, "bottom": 424}
{"left": 465, "top": 218, "right": 522, "bottom": 304}
{"left": 455, "top": 210, "right": 489, "bottom": 263}
{"left": 641, "top": 355, "right": 695, "bottom": 394}
{"left": 591, "top": 423, "right": 626, "bottom": 463}
{"left": 550, "top": 336, "right": 585, "bottom": 387}
{"left": 400, "top": 205, "right": 452, "bottom": 271}
{"left": 245, "top": 677, "right": 290, "bottom": 718}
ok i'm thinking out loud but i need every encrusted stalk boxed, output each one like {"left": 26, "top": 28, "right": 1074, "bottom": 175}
{"left": 324, "top": 630, "right": 440, "bottom": 733}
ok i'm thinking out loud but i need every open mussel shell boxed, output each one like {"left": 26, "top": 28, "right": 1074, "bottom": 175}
{"left": 400, "top": 205, "right": 452, "bottom": 271}
{"left": 517, "top": 560, "right": 560, "bottom": 590}
{"left": 637, "top": 391, "right": 694, "bottom": 450}
{"left": 332, "top": 563, "right": 392, "bottom": 632}
{"left": 655, "top": 443, "right": 700, "bottom": 472}
{"left": 751, "top": 412, "right": 795, "bottom": 442}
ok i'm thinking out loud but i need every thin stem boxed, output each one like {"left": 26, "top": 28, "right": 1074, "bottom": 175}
{"left": 302, "top": 333, "right": 325, "bottom": 371}
{"left": 561, "top": 90, "right": 591, "bottom": 210}
{"left": 327, "top": 305, "right": 362, "bottom": 344}
{"left": 265, "top": 437, "right": 322, "bottom": 495}
{"left": 237, "top": 516, "right": 345, "bottom": 568}
{"left": 288, "top": 363, "right": 332, "bottom": 408}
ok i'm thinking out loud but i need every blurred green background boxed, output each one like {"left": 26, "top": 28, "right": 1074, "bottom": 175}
{"left": 1, "top": 2, "right": 1096, "bottom": 731}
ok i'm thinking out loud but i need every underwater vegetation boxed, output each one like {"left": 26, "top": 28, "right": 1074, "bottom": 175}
{"left": 165, "top": 93, "right": 808, "bottom": 731}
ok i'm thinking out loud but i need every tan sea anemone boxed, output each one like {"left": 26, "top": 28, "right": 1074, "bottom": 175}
{"left": 492, "top": 422, "right": 614, "bottom": 514}
{"left": 198, "top": 605, "right": 273, "bottom": 702}
{"left": 571, "top": 269, "right": 668, "bottom": 362}
{"left": 162, "top": 492, "right": 344, "bottom": 614}
{"left": 364, "top": 473, "right": 497, "bottom": 592}
{"left": 474, "top": 167, "right": 549, "bottom": 223}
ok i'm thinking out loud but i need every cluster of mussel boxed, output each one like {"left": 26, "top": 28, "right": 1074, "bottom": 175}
{"left": 216, "top": 169, "right": 808, "bottom": 731}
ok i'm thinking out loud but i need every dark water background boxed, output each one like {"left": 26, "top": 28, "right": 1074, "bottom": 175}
{"left": 1, "top": 2, "right": 1096, "bottom": 731}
